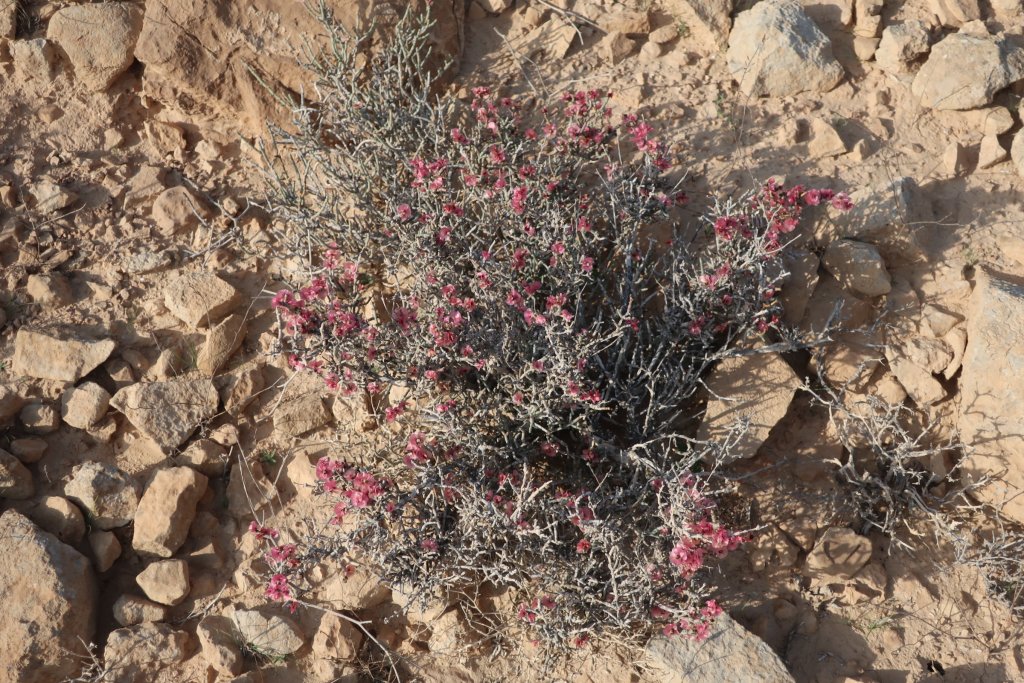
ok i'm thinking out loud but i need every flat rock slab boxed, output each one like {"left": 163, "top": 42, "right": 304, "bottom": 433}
{"left": 912, "top": 33, "right": 1024, "bottom": 111}
{"left": 233, "top": 608, "right": 305, "bottom": 657}
{"left": 12, "top": 328, "right": 116, "bottom": 382}
{"left": 646, "top": 612, "right": 795, "bottom": 682}
{"left": 163, "top": 272, "right": 240, "bottom": 329}
{"left": 110, "top": 378, "right": 219, "bottom": 451}
{"left": 133, "top": 467, "right": 208, "bottom": 557}
{"left": 0, "top": 510, "right": 97, "bottom": 682}
{"left": 960, "top": 268, "right": 1024, "bottom": 523}
{"left": 697, "top": 352, "right": 801, "bottom": 462}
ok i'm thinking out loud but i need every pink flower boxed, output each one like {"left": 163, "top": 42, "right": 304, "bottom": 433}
{"left": 576, "top": 539, "right": 591, "bottom": 553}
{"left": 396, "top": 203, "right": 413, "bottom": 221}
{"left": 420, "top": 538, "right": 439, "bottom": 552}
{"left": 551, "top": 242, "right": 566, "bottom": 256}
{"left": 580, "top": 256, "right": 594, "bottom": 272}
{"left": 831, "top": 192, "right": 854, "bottom": 211}
{"left": 450, "top": 127, "right": 468, "bottom": 144}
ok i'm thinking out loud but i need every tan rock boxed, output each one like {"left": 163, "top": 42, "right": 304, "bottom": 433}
{"left": 942, "top": 327, "right": 967, "bottom": 379}
{"left": 875, "top": 20, "right": 930, "bottom": 75}
{"left": 912, "top": 33, "right": 1024, "bottom": 111}
{"left": 133, "top": 467, "right": 208, "bottom": 557}
{"left": 30, "top": 496, "right": 86, "bottom": 544}
{"left": 664, "top": 0, "right": 733, "bottom": 50}
{"left": 0, "top": 511, "right": 97, "bottom": 682}
{"left": 649, "top": 24, "right": 679, "bottom": 44}
{"left": 12, "top": 38, "right": 59, "bottom": 82}
{"left": 46, "top": 3, "right": 143, "bottom": 90}
{"left": 27, "top": 273, "right": 72, "bottom": 307}
{"left": 197, "top": 615, "right": 244, "bottom": 677}
{"left": 61, "top": 382, "right": 111, "bottom": 429}
{"left": 959, "top": 268, "right": 1024, "bottom": 523}
{"left": 66, "top": 461, "right": 140, "bottom": 530}
{"left": 103, "top": 623, "right": 193, "bottom": 680}
{"left": 12, "top": 327, "right": 116, "bottom": 382}
{"left": 89, "top": 530, "right": 122, "bottom": 572}
{"left": 28, "top": 179, "right": 76, "bottom": 212}
{"left": 275, "top": 391, "right": 331, "bottom": 437}
{"left": 1011, "top": 128, "right": 1024, "bottom": 178}
{"left": 137, "top": 559, "right": 190, "bottom": 606}
{"left": 197, "top": 312, "right": 247, "bottom": 376}
{"left": 929, "top": 0, "right": 981, "bottom": 26}
{"left": 316, "top": 566, "right": 391, "bottom": 611}
{"left": 226, "top": 460, "right": 277, "bottom": 518}
{"left": 219, "top": 364, "right": 265, "bottom": 417}
{"left": 179, "top": 438, "right": 228, "bottom": 476}
{"left": 163, "top": 272, "right": 240, "bottom": 329}
{"left": 886, "top": 347, "right": 946, "bottom": 405}
{"left": 312, "top": 612, "right": 363, "bottom": 662}
{"left": 647, "top": 612, "right": 795, "bottom": 682}
{"left": 697, "top": 352, "right": 801, "bottom": 462}
{"left": 428, "top": 609, "right": 474, "bottom": 655}
{"left": 600, "top": 10, "right": 651, "bottom": 35}
{"left": 113, "top": 594, "right": 168, "bottom": 626}
{"left": 0, "top": 449, "right": 33, "bottom": 499}
{"left": 110, "top": 378, "right": 219, "bottom": 451}
{"left": 152, "top": 186, "right": 211, "bottom": 236}
{"left": 808, "top": 118, "right": 847, "bottom": 157}
{"left": 603, "top": 31, "right": 635, "bottom": 65}
{"left": 0, "top": 1, "right": 14, "bottom": 38}
{"left": 805, "top": 527, "right": 872, "bottom": 581}
{"left": 823, "top": 239, "right": 891, "bottom": 297}
{"left": 942, "top": 141, "right": 968, "bottom": 176}
{"left": 234, "top": 608, "right": 305, "bottom": 657}
{"left": 9, "top": 438, "right": 46, "bottom": 463}
{"left": 20, "top": 401, "right": 60, "bottom": 434}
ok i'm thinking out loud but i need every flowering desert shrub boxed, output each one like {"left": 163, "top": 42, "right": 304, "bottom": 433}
{"left": 253, "top": 5, "right": 852, "bottom": 655}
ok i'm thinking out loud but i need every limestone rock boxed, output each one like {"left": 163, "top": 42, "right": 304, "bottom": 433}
{"left": 29, "top": 496, "right": 86, "bottom": 544}
{"left": 646, "top": 612, "right": 795, "bottom": 683}
{"left": 110, "top": 378, "right": 219, "bottom": 451}
{"left": 912, "top": 33, "right": 1024, "bottom": 111}
{"left": 133, "top": 467, "right": 208, "bottom": 557}
{"left": 823, "top": 239, "right": 892, "bottom": 297}
{"left": 113, "top": 594, "right": 168, "bottom": 626}
{"left": 137, "top": 559, "right": 190, "bottom": 606}
{"left": 163, "top": 272, "right": 240, "bottom": 328}
{"left": 978, "top": 134, "right": 1009, "bottom": 169}
{"left": 152, "top": 186, "right": 211, "bottom": 236}
{"left": 0, "top": 449, "right": 33, "bottom": 499}
{"left": 179, "top": 438, "right": 228, "bottom": 477}
{"left": 886, "top": 346, "right": 946, "bottom": 406}
{"left": 197, "top": 615, "right": 244, "bottom": 677}
{"left": 476, "top": 0, "right": 513, "bottom": 13}
{"left": 780, "top": 249, "right": 820, "bottom": 326}
{"left": 219, "top": 364, "right": 265, "bottom": 417}
{"left": 696, "top": 352, "right": 801, "bottom": 462}
{"left": 0, "top": 385, "right": 24, "bottom": 423}
{"left": 20, "top": 401, "right": 60, "bottom": 434}
{"left": 28, "top": 179, "right": 76, "bottom": 213}
{"left": 603, "top": 31, "right": 635, "bottom": 65}
{"left": 805, "top": 527, "right": 872, "bottom": 581}
{"left": 313, "top": 613, "right": 364, "bottom": 663}
{"left": 1, "top": 0, "right": 14, "bottom": 38}
{"left": 65, "top": 461, "right": 140, "bottom": 530}
{"left": 929, "top": 0, "right": 981, "bottom": 27}
{"left": 832, "top": 176, "right": 925, "bottom": 264}
{"left": 89, "top": 530, "right": 122, "bottom": 572}
{"left": 875, "top": 21, "right": 930, "bottom": 75}
{"left": 808, "top": 118, "right": 846, "bottom": 157}
{"left": 46, "top": 3, "right": 143, "bottom": 91}
{"left": 664, "top": 0, "right": 733, "bottom": 50}
{"left": 274, "top": 392, "right": 331, "bottom": 437}
{"left": 27, "top": 273, "right": 72, "bottom": 307}
{"left": 103, "top": 623, "right": 193, "bottom": 680}
{"left": 9, "top": 438, "right": 46, "bottom": 463}
{"left": 61, "top": 382, "right": 111, "bottom": 429}
{"left": 727, "top": 0, "right": 844, "bottom": 97}
{"left": 316, "top": 566, "right": 391, "bottom": 611}
{"left": 234, "top": 608, "right": 305, "bottom": 657}
{"left": 12, "top": 328, "right": 116, "bottom": 382}
{"left": 226, "top": 460, "right": 277, "bottom": 518}
{"left": 1012, "top": 128, "right": 1024, "bottom": 178}
{"left": 197, "top": 312, "right": 247, "bottom": 376}
{"left": 959, "top": 268, "right": 1024, "bottom": 523}
{"left": 0, "top": 511, "right": 97, "bottom": 683}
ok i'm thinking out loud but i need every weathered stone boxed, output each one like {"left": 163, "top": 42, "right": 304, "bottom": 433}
{"left": 9, "top": 438, "right": 46, "bottom": 463}
{"left": 0, "top": 449, "right": 33, "bottom": 499}
{"left": 110, "top": 378, "right": 219, "bottom": 451}
{"left": 875, "top": 21, "right": 930, "bottom": 75}
{"left": 61, "top": 382, "right": 111, "bottom": 429}
{"left": 978, "top": 134, "right": 1009, "bottom": 169}
{"left": 0, "top": 511, "right": 97, "bottom": 683}
{"left": 12, "top": 328, "right": 116, "bottom": 382}
{"left": 0, "top": 0, "right": 14, "bottom": 38}
{"left": 697, "top": 353, "right": 801, "bottom": 462}
{"left": 179, "top": 438, "right": 228, "bottom": 477}
{"left": 0, "top": 385, "right": 25, "bottom": 423}
{"left": 163, "top": 272, "right": 240, "bottom": 329}
{"left": 103, "top": 623, "right": 193, "bottom": 680}
{"left": 602, "top": 31, "right": 635, "bottom": 65}
{"left": 136, "top": 559, "right": 190, "bottom": 606}
{"left": 27, "top": 273, "right": 72, "bottom": 307}
{"left": 831, "top": 177, "right": 925, "bottom": 263}
{"left": 274, "top": 392, "right": 331, "bottom": 437}
{"left": 823, "top": 239, "right": 892, "bottom": 297}
{"left": 30, "top": 496, "right": 86, "bottom": 544}
{"left": 646, "top": 612, "right": 795, "bottom": 683}
{"left": 197, "top": 615, "right": 244, "bottom": 677}
{"left": 1012, "top": 128, "right": 1024, "bottom": 178}
{"left": 886, "top": 346, "right": 947, "bottom": 406}
{"left": 89, "top": 530, "right": 122, "bottom": 572}
{"left": 113, "top": 594, "right": 168, "bottom": 626}
{"left": 151, "top": 186, "right": 211, "bottom": 236}
{"left": 316, "top": 566, "right": 391, "bottom": 611}
{"left": 912, "top": 33, "right": 1024, "bottom": 111}
{"left": 234, "top": 608, "right": 305, "bottom": 657}
{"left": 805, "top": 527, "right": 872, "bottom": 581}
{"left": 197, "top": 312, "right": 247, "bottom": 376}
{"left": 664, "top": 0, "right": 733, "bottom": 50}
{"left": 20, "top": 402, "right": 60, "bottom": 434}
{"left": 808, "top": 118, "right": 846, "bottom": 158}
{"left": 960, "top": 269, "right": 1024, "bottom": 523}
{"left": 219, "top": 364, "right": 265, "bottom": 417}
{"left": 312, "top": 612, "right": 364, "bottom": 663}
{"left": 47, "top": 3, "right": 143, "bottom": 91}
{"left": 929, "top": 0, "right": 981, "bottom": 27}
{"left": 133, "top": 467, "right": 208, "bottom": 557}
{"left": 66, "top": 461, "right": 140, "bottom": 530}
{"left": 12, "top": 39, "right": 59, "bottom": 82}
{"left": 727, "top": 0, "right": 844, "bottom": 97}
{"left": 226, "top": 460, "right": 277, "bottom": 518}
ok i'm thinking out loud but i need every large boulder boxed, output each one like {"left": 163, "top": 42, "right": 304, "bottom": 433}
{"left": 646, "top": 612, "right": 795, "bottom": 682}
{"left": 959, "top": 268, "right": 1024, "bottom": 523}
{"left": 133, "top": 0, "right": 463, "bottom": 133}
{"left": 12, "top": 328, "right": 116, "bottom": 382}
{"left": 46, "top": 3, "right": 144, "bottom": 91}
{"left": 726, "top": 0, "right": 844, "bottom": 97}
{"left": 0, "top": 511, "right": 97, "bottom": 683}
{"left": 911, "top": 32, "right": 1024, "bottom": 110}
{"left": 110, "top": 378, "right": 219, "bottom": 451}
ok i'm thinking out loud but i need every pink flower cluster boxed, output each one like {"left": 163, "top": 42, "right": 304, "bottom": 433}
{"left": 315, "top": 457, "right": 389, "bottom": 523}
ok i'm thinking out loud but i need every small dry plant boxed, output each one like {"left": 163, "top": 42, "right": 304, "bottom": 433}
{"left": 249, "top": 3, "right": 853, "bottom": 656}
